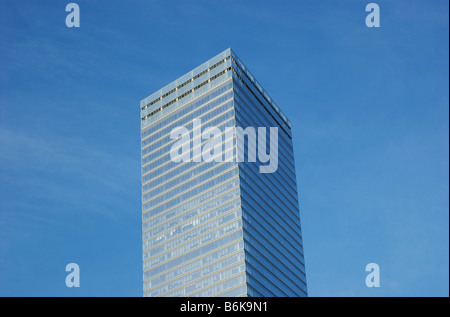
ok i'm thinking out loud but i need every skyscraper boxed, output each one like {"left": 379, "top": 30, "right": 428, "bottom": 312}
{"left": 140, "top": 48, "right": 307, "bottom": 297}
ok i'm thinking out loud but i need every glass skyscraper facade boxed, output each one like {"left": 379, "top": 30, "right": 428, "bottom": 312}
{"left": 140, "top": 48, "right": 307, "bottom": 297}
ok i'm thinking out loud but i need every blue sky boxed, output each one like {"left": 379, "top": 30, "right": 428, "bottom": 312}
{"left": 0, "top": 0, "right": 448, "bottom": 297}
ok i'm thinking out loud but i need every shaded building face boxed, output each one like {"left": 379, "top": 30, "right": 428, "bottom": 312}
{"left": 140, "top": 48, "right": 307, "bottom": 297}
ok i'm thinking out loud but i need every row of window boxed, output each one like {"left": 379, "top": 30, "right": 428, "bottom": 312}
{"left": 141, "top": 81, "right": 233, "bottom": 139}
{"left": 143, "top": 221, "right": 242, "bottom": 270}
{"left": 143, "top": 240, "right": 244, "bottom": 285}
{"left": 230, "top": 56, "right": 291, "bottom": 130}
{"left": 239, "top": 189, "right": 305, "bottom": 271}
{"left": 246, "top": 261, "right": 289, "bottom": 297}
{"left": 142, "top": 83, "right": 232, "bottom": 143}
{"left": 145, "top": 251, "right": 245, "bottom": 296}
{"left": 141, "top": 57, "right": 229, "bottom": 111}
{"left": 185, "top": 273, "right": 246, "bottom": 297}
{"left": 141, "top": 102, "right": 234, "bottom": 161}
{"left": 142, "top": 186, "right": 239, "bottom": 231}
{"left": 244, "top": 224, "right": 306, "bottom": 284}
{"left": 237, "top": 151, "right": 300, "bottom": 219}
{"left": 142, "top": 145, "right": 236, "bottom": 194}
{"left": 142, "top": 165, "right": 238, "bottom": 212}
{"left": 233, "top": 90, "right": 299, "bottom": 206}
{"left": 239, "top": 158, "right": 300, "bottom": 224}
{"left": 163, "top": 262, "right": 246, "bottom": 297}
{"left": 245, "top": 249, "right": 307, "bottom": 296}
{"left": 247, "top": 282, "right": 268, "bottom": 297}
{"left": 141, "top": 67, "right": 231, "bottom": 122}
{"left": 218, "top": 284, "right": 247, "bottom": 297}
{"left": 141, "top": 113, "right": 235, "bottom": 173}
{"left": 143, "top": 230, "right": 243, "bottom": 278}
{"left": 143, "top": 160, "right": 235, "bottom": 204}
{"left": 142, "top": 193, "right": 240, "bottom": 245}
{"left": 141, "top": 90, "right": 233, "bottom": 151}
{"left": 142, "top": 176, "right": 239, "bottom": 221}
{"left": 143, "top": 195, "right": 240, "bottom": 241}
{"left": 233, "top": 84, "right": 296, "bottom": 169}
{"left": 241, "top": 196, "right": 304, "bottom": 267}
{"left": 239, "top": 174, "right": 302, "bottom": 243}
{"left": 231, "top": 67, "right": 291, "bottom": 141}
{"left": 143, "top": 208, "right": 241, "bottom": 257}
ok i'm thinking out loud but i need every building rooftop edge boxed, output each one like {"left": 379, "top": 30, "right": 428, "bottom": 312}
{"left": 141, "top": 48, "right": 232, "bottom": 104}
{"left": 141, "top": 48, "right": 291, "bottom": 128}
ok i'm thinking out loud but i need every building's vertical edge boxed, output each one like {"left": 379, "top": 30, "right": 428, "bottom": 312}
{"left": 288, "top": 122, "right": 308, "bottom": 297}
{"left": 230, "top": 49, "right": 308, "bottom": 297}
{"left": 230, "top": 50, "right": 251, "bottom": 297}
{"left": 140, "top": 100, "right": 146, "bottom": 297}
{"left": 229, "top": 70, "right": 250, "bottom": 297}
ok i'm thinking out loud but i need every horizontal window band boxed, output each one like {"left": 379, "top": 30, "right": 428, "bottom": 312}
{"left": 141, "top": 67, "right": 232, "bottom": 121}
{"left": 154, "top": 260, "right": 246, "bottom": 297}
{"left": 141, "top": 57, "right": 230, "bottom": 111}
{"left": 143, "top": 245, "right": 244, "bottom": 285}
